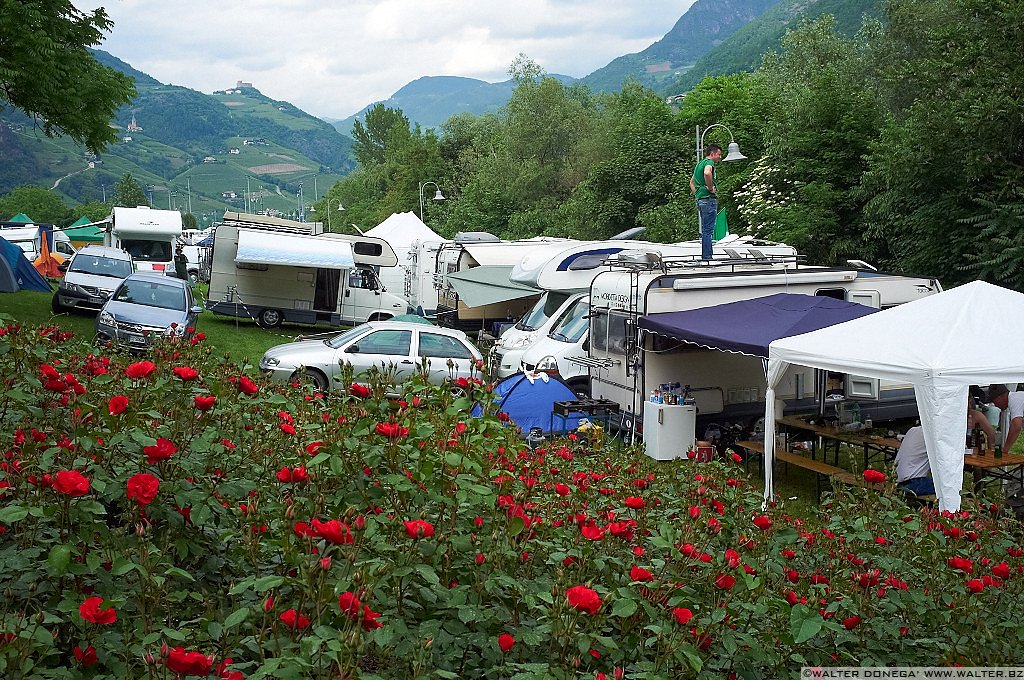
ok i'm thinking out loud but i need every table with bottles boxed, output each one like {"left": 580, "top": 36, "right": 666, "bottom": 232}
{"left": 776, "top": 416, "right": 903, "bottom": 470}
{"left": 962, "top": 447, "right": 1024, "bottom": 494}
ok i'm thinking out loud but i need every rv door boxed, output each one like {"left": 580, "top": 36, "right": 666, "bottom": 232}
{"left": 339, "top": 267, "right": 380, "bottom": 325}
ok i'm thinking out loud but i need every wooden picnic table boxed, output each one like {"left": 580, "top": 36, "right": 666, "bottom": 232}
{"left": 776, "top": 415, "right": 903, "bottom": 469}
{"left": 963, "top": 450, "right": 1024, "bottom": 494}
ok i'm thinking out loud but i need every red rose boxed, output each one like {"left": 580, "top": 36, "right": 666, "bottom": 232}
{"left": 280, "top": 609, "right": 311, "bottom": 630}
{"left": 992, "top": 562, "right": 1011, "bottom": 579}
{"left": 126, "top": 473, "right": 159, "bottom": 506}
{"left": 193, "top": 395, "right": 216, "bottom": 411}
{"left": 672, "top": 607, "right": 693, "bottom": 625}
{"left": 566, "top": 585, "right": 602, "bottom": 615}
{"left": 967, "top": 579, "right": 985, "bottom": 594}
{"left": 555, "top": 483, "right": 571, "bottom": 496}
{"left": 172, "top": 366, "right": 199, "bottom": 381}
{"left": 842, "top": 615, "right": 861, "bottom": 630}
{"left": 581, "top": 524, "right": 605, "bottom": 541}
{"left": 948, "top": 557, "right": 974, "bottom": 574}
{"left": 108, "top": 395, "right": 129, "bottom": 415}
{"left": 79, "top": 596, "right": 116, "bottom": 624}
{"left": 349, "top": 383, "right": 371, "bottom": 398}
{"left": 714, "top": 573, "right": 736, "bottom": 590}
{"left": 338, "top": 592, "right": 361, "bottom": 616}
{"left": 237, "top": 375, "right": 259, "bottom": 396}
{"left": 863, "top": 469, "right": 886, "bottom": 484}
{"left": 498, "top": 633, "right": 515, "bottom": 652}
{"left": 361, "top": 605, "right": 383, "bottom": 630}
{"left": 276, "top": 466, "right": 309, "bottom": 483}
{"left": 305, "top": 441, "right": 322, "bottom": 456}
{"left": 630, "top": 566, "right": 654, "bottom": 582}
{"left": 73, "top": 644, "right": 98, "bottom": 667}
{"left": 144, "top": 437, "right": 178, "bottom": 464}
{"left": 125, "top": 361, "right": 157, "bottom": 379}
{"left": 280, "top": 422, "right": 296, "bottom": 435}
{"left": 375, "top": 421, "right": 409, "bottom": 439}
{"left": 752, "top": 515, "right": 772, "bottom": 531}
{"left": 624, "top": 496, "right": 645, "bottom": 509}
{"left": 166, "top": 647, "right": 212, "bottom": 676}
{"left": 731, "top": 452, "right": 743, "bottom": 463}
{"left": 53, "top": 470, "right": 90, "bottom": 497}
{"left": 311, "top": 518, "right": 353, "bottom": 544}
{"left": 403, "top": 519, "right": 434, "bottom": 539}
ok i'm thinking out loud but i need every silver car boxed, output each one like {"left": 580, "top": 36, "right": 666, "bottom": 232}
{"left": 259, "top": 320, "right": 482, "bottom": 392}
{"left": 52, "top": 246, "right": 134, "bottom": 313}
{"left": 95, "top": 272, "right": 201, "bottom": 348}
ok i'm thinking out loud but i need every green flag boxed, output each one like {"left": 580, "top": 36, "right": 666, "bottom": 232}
{"left": 714, "top": 208, "right": 728, "bottom": 240}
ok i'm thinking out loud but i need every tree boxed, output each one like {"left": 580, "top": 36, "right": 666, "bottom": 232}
{"left": 112, "top": 174, "right": 149, "bottom": 208}
{"left": 0, "top": 186, "right": 72, "bottom": 225}
{"left": 182, "top": 213, "right": 198, "bottom": 231}
{"left": 350, "top": 104, "right": 411, "bottom": 167}
{"left": 73, "top": 201, "right": 113, "bottom": 224}
{"left": 0, "top": 1, "right": 136, "bottom": 152}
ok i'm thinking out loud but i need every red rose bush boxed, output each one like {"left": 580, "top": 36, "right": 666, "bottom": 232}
{"left": 0, "top": 316, "right": 1022, "bottom": 677}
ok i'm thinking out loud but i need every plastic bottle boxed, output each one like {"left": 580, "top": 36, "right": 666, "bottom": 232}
{"left": 851, "top": 401, "right": 862, "bottom": 424}
{"left": 996, "top": 443, "right": 1003, "bottom": 459}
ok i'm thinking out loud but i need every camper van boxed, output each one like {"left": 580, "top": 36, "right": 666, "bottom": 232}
{"left": 434, "top": 233, "right": 578, "bottom": 333}
{"left": 577, "top": 254, "right": 941, "bottom": 435}
{"left": 205, "top": 212, "right": 410, "bottom": 329}
{"left": 103, "top": 207, "right": 183, "bottom": 276}
{"left": 363, "top": 213, "right": 449, "bottom": 318}
{"left": 0, "top": 224, "right": 77, "bottom": 262}
{"left": 491, "top": 236, "right": 799, "bottom": 382}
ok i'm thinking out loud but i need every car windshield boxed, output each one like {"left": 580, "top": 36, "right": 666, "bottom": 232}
{"left": 70, "top": 256, "right": 132, "bottom": 278}
{"left": 548, "top": 299, "right": 590, "bottom": 343}
{"left": 113, "top": 279, "right": 185, "bottom": 311}
{"left": 326, "top": 325, "right": 371, "bottom": 349}
{"left": 516, "top": 291, "right": 570, "bottom": 331}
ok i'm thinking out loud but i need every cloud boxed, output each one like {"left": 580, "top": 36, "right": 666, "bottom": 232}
{"left": 74, "top": 0, "right": 695, "bottom": 119}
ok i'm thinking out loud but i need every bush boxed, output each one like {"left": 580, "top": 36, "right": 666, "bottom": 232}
{"left": 1, "top": 317, "right": 1023, "bottom": 678}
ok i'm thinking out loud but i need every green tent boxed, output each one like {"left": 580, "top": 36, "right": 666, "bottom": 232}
{"left": 63, "top": 217, "right": 105, "bottom": 243}
{"left": 7, "top": 213, "right": 33, "bottom": 223}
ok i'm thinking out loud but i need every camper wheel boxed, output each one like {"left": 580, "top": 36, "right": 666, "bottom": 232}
{"left": 567, "top": 377, "right": 591, "bottom": 399}
{"left": 257, "top": 308, "right": 283, "bottom": 329}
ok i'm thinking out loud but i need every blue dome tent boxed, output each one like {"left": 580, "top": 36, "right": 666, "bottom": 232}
{"left": 0, "top": 236, "right": 52, "bottom": 293}
{"left": 473, "top": 372, "right": 586, "bottom": 435}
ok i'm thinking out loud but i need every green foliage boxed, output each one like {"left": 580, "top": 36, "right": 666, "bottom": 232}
{"left": 0, "top": 1, "right": 136, "bottom": 151}
{"left": 351, "top": 105, "right": 412, "bottom": 168}
{"left": 73, "top": 201, "right": 114, "bottom": 224}
{"left": 112, "top": 173, "right": 149, "bottom": 209}
{"left": 0, "top": 186, "right": 72, "bottom": 225}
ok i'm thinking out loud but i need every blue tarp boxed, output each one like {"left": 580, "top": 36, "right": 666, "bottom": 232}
{"left": 637, "top": 293, "right": 879, "bottom": 358}
{"left": 0, "top": 236, "right": 52, "bottom": 292}
{"left": 473, "top": 372, "right": 585, "bottom": 434}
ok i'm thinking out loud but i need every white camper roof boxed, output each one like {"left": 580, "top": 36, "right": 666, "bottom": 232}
{"left": 462, "top": 238, "right": 577, "bottom": 267}
{"left": 111, "top": 207, "right": 183, "bottom": 237}
{"left": 236, "top": 229, "right": 355, "bottom": 269}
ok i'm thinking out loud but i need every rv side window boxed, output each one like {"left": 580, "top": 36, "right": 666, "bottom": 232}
{"left": 352, "top": 243, "right": 383, "bottom": 257}
{"left": 593, "top": 309, "right": 630, "bottom": 355}
{"left": 121, "top": 239, "right": 171, "bottom": 262}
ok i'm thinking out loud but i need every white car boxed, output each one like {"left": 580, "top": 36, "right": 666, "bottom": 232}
{"left": 259, "top": 320, "right": 483, "bottom": 392}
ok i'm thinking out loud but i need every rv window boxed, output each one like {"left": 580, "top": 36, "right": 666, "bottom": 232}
{"left": 593, "top": 309, "right": 630, "bottom": 355}
{"left": 121, "top": 239, "right": 171, "bottom": 262}
{"left": 352, "top": 242, "right": 383, "bottom": 257}
{"left": 418, "top": 332, "right": 475, "bottom": 359}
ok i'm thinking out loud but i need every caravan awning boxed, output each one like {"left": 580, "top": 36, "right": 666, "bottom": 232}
{"left": 447, "top": 265, "right": 539, "bottom": 307}
{"left": 235, "top": 229, "right": 355, "bottom": 269}
{"left": 637, "top": 293, "right": 879, "bottom": 358}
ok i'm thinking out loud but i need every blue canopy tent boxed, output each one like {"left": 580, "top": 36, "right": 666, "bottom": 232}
{"left": 637, "top": 293, "right": 879, "bottom": 358}
{"left": 0, "top": 236, "right": 52, "bottom": 292}
{"left": 473, "top": 372, "right": 586, "bottom": 434}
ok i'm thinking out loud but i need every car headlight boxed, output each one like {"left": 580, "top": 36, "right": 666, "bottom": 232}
{"left": 536, "top": 356, "right": 559, "bottom": 372}
{"left": 261, "top": 356, "right": 280, "bottom": 368}
{"left": 98, "top": 311, "right": 114, "bottom": 326}
{"left": 61, "top": 282, "right": 82, "bottom": 295}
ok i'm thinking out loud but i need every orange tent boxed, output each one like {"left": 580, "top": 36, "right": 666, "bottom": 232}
{"left": 33, "top": 236, "right": 63, "bottom": 278}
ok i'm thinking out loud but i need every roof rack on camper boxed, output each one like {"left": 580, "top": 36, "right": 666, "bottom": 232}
{"left": 600, "top": 249, "right": 806, "bottom": 274}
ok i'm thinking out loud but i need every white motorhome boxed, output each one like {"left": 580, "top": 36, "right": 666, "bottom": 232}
{"left": 434, "top": 233, "right": 578, "bottom": 333}
{"left": 492, "top": 236, "right": 798, "bottom": 381}
{"left": 206, "top": 212, "right": 410, "bottom": 329}
{"left": 103, "top": 207, "right": 183, "bottom": 276}
{"left": 576, "top": 253, "right": 941, "bottom": 435}
{"left": 0, "top": 224, "right": 76, "bottom": 262}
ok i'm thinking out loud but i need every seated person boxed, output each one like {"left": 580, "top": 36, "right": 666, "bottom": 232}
{"left": 895, "top": 426, "right": 933, "bottom": 496}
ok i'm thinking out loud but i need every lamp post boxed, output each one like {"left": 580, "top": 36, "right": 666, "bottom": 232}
{"left": 318, "top": 199, "right": 345, "bottom": 232}
{"left": 696, "top": 124, "right": 747, "bottom": 163}
{"left": 418, "top": 181, "right": 445, "bottom": 223}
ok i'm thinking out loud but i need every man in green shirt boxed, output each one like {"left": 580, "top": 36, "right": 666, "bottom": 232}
{"left": 690, "top": 144, "right": 722, "bottom": 260}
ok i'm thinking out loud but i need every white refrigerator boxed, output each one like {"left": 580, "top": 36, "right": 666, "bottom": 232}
{"left": 643, "top": 400, "right": 697, "bottom": 461}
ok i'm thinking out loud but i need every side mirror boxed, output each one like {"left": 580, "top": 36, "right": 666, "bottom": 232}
{"left": 190, "top": 306, "right": 203, "bottom": 314}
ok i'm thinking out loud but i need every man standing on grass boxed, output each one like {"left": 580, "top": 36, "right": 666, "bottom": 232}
{"left": 690, "top": 144, "right": 722, "bottom": 261}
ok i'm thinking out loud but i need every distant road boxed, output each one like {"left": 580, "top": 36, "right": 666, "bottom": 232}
{"left": 52, "top": 166, "right": 90, "bottom": 190}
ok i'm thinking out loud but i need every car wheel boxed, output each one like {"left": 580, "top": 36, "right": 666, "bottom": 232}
{"left": 257, "top": 308, "right": 282, "bottom": 329}
{"left": 291, "top": 368, "right": 329, "bottom": 392}
{"left": 51, "top": 295, "right": 67, "bottom": 314}
{"left": 567, "top": 378, "right": 591, "bottom": 400}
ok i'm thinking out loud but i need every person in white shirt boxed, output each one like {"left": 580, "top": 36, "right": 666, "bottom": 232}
{"left": 988, "top": 384, "right": 1024, "bottom": 452}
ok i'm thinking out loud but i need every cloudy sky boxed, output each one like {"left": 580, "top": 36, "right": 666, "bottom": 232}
{"left": 72, "top": 1, "right": 697, "bottom": 120}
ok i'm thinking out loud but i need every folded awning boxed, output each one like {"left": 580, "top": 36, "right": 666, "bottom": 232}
{"left": 446, "top": 265, "right": 539, "bottom": 307}
{"left": 235, "top": 229, "right": 354, "bottom": 269}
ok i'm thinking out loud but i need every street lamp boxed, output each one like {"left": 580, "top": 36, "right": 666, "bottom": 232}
{"left": 418, "top": 181, "right": 445, "bottom": 223}
{"left": 696, "top": 124, "right": 747, "bottom": 163}
{"left": 314, "top": 199, "right": 346, "bottom": 232}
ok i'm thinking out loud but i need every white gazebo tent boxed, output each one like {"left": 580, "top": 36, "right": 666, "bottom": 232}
{"left": 365, "top": 212, "right": 447, "bottom": 315}
{"left": 762, "top": 281, "right": 1024, "bottom": 513}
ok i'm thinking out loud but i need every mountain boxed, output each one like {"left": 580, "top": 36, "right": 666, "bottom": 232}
{"left": 334, "top": 74, "right": 577, "bottom": 134}
{"left": 579, "top": 0, "right": 784, "bottom": 93}
{"left": 0, "top": 51, "right": 355, "bottom": 223}
{"left": 662, "top": 0, "right": 883, "bottom": 95}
